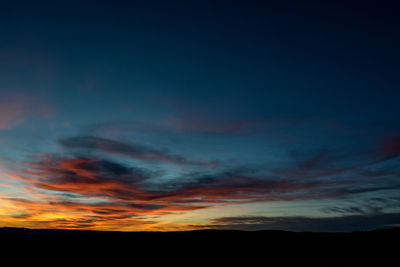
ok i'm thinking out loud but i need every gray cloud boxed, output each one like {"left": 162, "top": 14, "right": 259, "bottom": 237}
{"left": 60, "top": 136, "right": 219, "bottom": 166}
{"left": 194, "top": 213, "right": 400, "bottom": 232}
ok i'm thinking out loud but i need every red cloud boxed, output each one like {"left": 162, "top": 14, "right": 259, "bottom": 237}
{"left": 0, "top": 95, "right": 30, "bottom": 129}
{"left": 20, "top": 156, "right": 338, "bottom": 208}
{"left": 0, "top": 94, "right": 56, "bottom": 130}
{"left": 380, "top": 135, "right": 400, "bottom": 158}
{"left": 3, "top": 144, "right": 395, "bottom": 231}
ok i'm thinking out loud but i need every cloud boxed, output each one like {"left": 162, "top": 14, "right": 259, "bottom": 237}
{"left": 0, "top": 93, "right": 56, "bottom": 130}
{"left": 322, "top": 206, "right": 366, "bottom": 214}
{"left": 17, "top": 152, "right": 399, "bottom": 208}
{"left": 272, "top": 144, "right": 400, "bottom": 182}
{"left": 380, "top": 135, "right": 400, "bottom": 159}
{"left": 163, "top": 116, "right": 263, "bottom": 135}
{"left": 322, "top": 197, "right": 400, "bottom": 215}
{"left": 2, "top": 131, "right": 400, "bottom": 231}
{"left": 149, "top": 171, "right": 341, "bottom": 204}
{"left": 272, "top": 151, "right": 342, "bottom": 179}
{"left": 192, "top": 213, "right": 400, "bottom": 232}
{"left": 59, "top": 136, "right": 219, "bottom": 167}
{"left": 3, "top": 153, "right": 340, "bottom": 228}
{"left": 0, "top": 94, "right": 31, "bottom": 129}
{"left": 24, "top": 157, "right": 162, "bottom": 202}
{"left": 0, "top": 197, "right": 159, "bottom": 230}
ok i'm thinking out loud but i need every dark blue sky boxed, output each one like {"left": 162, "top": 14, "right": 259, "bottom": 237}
{"left": 0, "top": 0, "right": 399, "bottom": 231}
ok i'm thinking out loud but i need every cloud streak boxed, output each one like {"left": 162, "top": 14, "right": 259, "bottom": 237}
{"left": 192, "top": 213, "right": 400, "bottom": 232}
{"left": 164, "top": 116, "right": 263, "bottom": 135}
{"left": 0, "top": 95, "right": 31, "bottom": 130}
{"left": 60, "top": 136, "right": 218, "bottom": 167}
{"left": 2, "top": 131, "right": 400, "bottom": 231}
{"left": 0, "top": 93, "right": 56, "bottom": 130}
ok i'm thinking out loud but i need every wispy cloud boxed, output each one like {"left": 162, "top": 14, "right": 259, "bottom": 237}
{"left": 191, "top": 213, "right": 400, "bottom": 232}
{"left": 2, "top": 128, "right": 400, "bottom": 231}
{"left": 322, "top": 197, "right": 400, "bottom": 215}
{"left": 379, "top": 134, "right": 400, "bottom": 159}
{"left": 0, "top": 93, "right": 56, "bottom": 130}
{"left": 163, "top": 116, "right": 262, "bottom": 135}
{"left": 60, "top": 136, "right": 219, "bottom": 167}
{"left": 0, "top": 94, "right": 31, "bottom": 130}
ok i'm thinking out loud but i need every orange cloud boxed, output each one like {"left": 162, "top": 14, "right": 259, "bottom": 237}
{"left": 2, "top": 146, "right": 392, "bottom": 231}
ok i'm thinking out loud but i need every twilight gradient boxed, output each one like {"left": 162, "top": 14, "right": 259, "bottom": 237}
{"left": 0, "top": 0, "right": 399, "bottom": 231}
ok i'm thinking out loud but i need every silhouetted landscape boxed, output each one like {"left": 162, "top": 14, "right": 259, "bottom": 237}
{"left": 1, "top": 227, "right": 398, "bottom": 265}
{"left": 1, "top": 2, "right": 400, "bottom": 266}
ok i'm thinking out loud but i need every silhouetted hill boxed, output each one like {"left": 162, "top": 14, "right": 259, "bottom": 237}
{"left": 1, "top": 227, "right": 398, "bottom": 266}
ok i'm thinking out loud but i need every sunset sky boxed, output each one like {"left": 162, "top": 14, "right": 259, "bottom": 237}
{"left": 0, "top": 0, "right": 399, "bottom": 232}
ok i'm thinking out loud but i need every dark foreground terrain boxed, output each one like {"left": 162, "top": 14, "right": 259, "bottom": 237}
{"left": 0, "top": 227, "right": 398, "bottom": 266}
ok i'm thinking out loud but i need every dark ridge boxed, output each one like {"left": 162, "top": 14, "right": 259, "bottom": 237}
{"left": 0, "top": 227, "right": 398, "bottom": 265}
{"left": 1, "top": 226, "right": 399, "bottom": 234}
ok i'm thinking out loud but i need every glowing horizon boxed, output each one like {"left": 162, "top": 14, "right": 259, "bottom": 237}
{"left": 1, "top": 1, "right": 399, "bottom": 232}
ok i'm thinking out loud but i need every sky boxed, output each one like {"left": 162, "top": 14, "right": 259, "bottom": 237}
{"left": 0, "top": 0, "right": 399, "bottom": 232}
